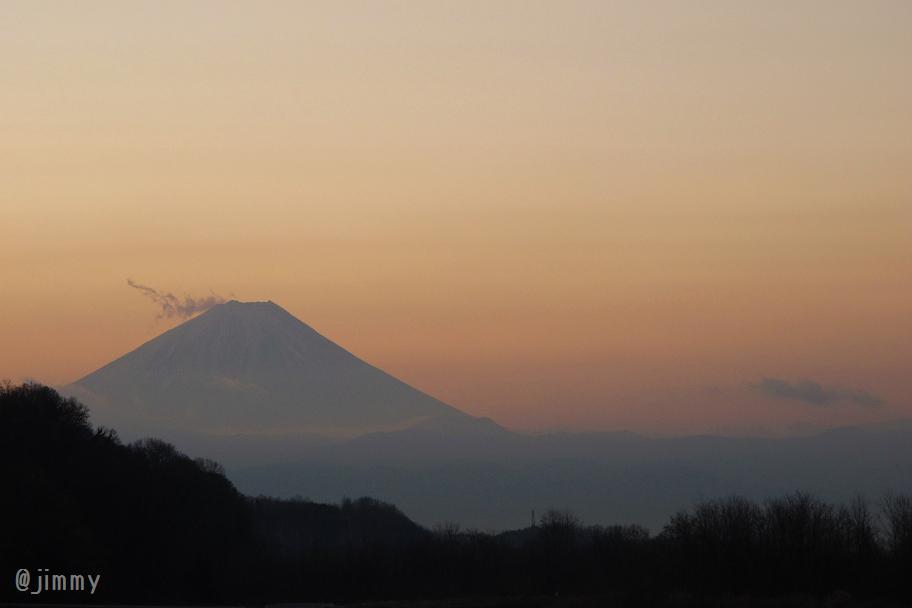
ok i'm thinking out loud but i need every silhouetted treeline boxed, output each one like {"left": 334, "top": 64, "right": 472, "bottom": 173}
{"left": 0, "top": 382, "right": 254, "bottom": 602}
{"left": 2, "top": 382, "right": 911, "bottom": 605}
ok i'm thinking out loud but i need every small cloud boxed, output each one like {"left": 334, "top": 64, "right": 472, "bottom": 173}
{"left": 127, "top": 279, "right": 225, "bottom": 320}
{"left": 753, "top": 377, "right": 884, "bottom": 408}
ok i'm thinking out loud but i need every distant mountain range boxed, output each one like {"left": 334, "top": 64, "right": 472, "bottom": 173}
{"left": 65, "top": 301, "right": 912, "bottom": 531}
{"left": 228, "top": 421, "right": 912, "bottom": 531}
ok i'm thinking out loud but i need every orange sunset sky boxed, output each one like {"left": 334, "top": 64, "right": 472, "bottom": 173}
{"left": 2, "top": 1, "right": 910, "bottom": 435}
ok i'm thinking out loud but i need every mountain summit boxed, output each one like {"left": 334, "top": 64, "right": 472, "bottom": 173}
{"left": 68, "top": 300, "right": 471, "bottom": 438}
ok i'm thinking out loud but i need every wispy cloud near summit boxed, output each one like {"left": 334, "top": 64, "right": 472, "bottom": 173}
{"left": 127, "top": 279, "right": 226, "bottom": 320}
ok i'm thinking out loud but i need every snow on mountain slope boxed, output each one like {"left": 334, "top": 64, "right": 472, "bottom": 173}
{"left": 68, "top": 300, "right": 473, "bottom": 437}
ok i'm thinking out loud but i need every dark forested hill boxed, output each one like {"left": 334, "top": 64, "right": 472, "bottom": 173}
{"left": 0, "top": 382, "right": 425, "bottom": 604}
{"left": 2, "top": 382, "right": 911, "bottom": 606}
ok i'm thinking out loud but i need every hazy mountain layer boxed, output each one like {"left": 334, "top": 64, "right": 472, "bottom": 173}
{"left": 229, "top": 423, "right": 912, "bottom": 531}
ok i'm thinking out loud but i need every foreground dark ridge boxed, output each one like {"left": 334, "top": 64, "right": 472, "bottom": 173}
{"left": 1, "top": 382, "right": 911, "bottom": 605}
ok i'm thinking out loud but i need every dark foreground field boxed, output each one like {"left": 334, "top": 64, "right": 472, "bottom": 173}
{"left": 266, "top": 595, "right": 911, "bottom": 608}
{"left": 2, "top": 596, "right": 912, "bottom": 608}
{"left": 2, "top": 383, "right": 911, "bottom": 606}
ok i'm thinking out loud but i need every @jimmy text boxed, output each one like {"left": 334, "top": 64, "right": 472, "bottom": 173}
{"left": 15, "top": 569, "right": 101, "bottom": 595}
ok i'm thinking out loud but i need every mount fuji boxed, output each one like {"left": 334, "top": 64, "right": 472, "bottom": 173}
{"left": 67, "top": 300, "right": 484, "bottom": 440}
{"left": 63, "top": 300, "right": 912, "bottom": 530}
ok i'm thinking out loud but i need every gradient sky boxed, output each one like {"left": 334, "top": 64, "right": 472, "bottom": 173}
{"left": 2, "top": 1, "right": 910, "bottom": 435}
